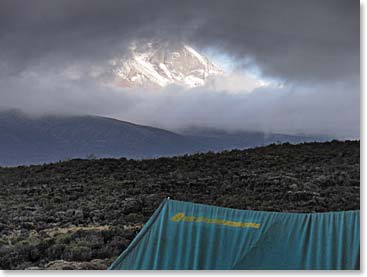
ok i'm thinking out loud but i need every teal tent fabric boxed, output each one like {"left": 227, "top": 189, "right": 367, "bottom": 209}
{"left": 109, "top": 199, "right": 360, "bottom": 270}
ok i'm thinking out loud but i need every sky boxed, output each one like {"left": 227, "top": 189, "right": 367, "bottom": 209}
{"left": 0, "top": 0, "right": 360, "bottom": 138}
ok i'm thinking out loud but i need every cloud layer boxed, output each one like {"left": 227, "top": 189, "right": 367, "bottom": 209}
{"left": 0, "top": 70, "right": 359, "bottom": 138}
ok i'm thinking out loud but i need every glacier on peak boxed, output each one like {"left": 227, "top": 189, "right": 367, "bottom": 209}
{"left": 110, "top": 41, "right": 224, "bottom": 88}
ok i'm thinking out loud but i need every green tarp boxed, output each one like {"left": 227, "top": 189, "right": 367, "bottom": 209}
{"left": 109, "top": 199, "right": 360, "bottom": 270}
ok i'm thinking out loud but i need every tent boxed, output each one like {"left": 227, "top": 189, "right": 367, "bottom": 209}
{"left": 109, "top": 199, "right": 360, "bottom": 270}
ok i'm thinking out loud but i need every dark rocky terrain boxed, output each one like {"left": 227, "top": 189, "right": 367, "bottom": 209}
{"left": 0, "top": 140, "right": 360, "bottom": 269}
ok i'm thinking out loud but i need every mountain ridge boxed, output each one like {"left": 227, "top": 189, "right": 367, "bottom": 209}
{"left": 0, "top": 110, "right": 326, "bottom": 166}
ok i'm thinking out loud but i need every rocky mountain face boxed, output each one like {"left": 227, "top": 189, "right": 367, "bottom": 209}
{"left": 110, "top": 41, "right": 223, "bottom": 88}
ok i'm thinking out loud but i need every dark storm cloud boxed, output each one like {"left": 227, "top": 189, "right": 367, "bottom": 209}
{"left": 0, "top": 0, "right": 359, "bottom": 81}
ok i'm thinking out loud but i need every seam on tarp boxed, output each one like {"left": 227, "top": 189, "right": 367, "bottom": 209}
{"left": 168, "top": 199, "right": 360, "bottom": 216}
{"left": 231, "top": 220, "right": 282, "bottom": 269}
{"left": 108, "top": 198, "right": 169, "bottom": 270}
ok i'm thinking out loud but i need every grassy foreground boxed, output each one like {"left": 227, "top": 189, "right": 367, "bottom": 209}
{"left": 0, "top": 140, "right": 360, "bottom": 269}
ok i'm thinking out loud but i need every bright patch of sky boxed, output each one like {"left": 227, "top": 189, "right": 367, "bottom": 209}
{"left": 203, "top": 48, "right": 236, "bottom": 72}
{"left": 202, "top": 47, "right": 284, "bottom": 92}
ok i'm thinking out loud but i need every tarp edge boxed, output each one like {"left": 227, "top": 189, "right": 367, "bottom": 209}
{"left": 108, "top": 198, "right": 169, "bottom": 270}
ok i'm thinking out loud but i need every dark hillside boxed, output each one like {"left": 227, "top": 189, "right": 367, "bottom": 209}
{"left": 0, "top": 110, "right": 324, "bottom": 166}
{"left": 0, "top": 110, "right": 199, "bottom": 166}
{"left": 0, "top": 140, "right": 360, "bottom": 269}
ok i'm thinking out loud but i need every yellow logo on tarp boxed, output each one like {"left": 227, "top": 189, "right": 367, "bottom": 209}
{"left": 170, "top": 213, "right": 260, "bottom": 229}
{"left": 171, "top": 212, "right": 185, "bottom": 222}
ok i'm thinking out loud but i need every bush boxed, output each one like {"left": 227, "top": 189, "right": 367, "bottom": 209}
{"left": 63, "top": 245, "right": 92, "bottom": 261}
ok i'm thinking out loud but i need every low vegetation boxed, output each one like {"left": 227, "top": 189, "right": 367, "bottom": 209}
{"left": 0, "top": 140, "right": 360, "bottom": 269}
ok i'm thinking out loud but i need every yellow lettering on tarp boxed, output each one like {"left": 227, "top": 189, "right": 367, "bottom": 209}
{"left": 184, "top": 216, "right": 196, "bottom": 222}
{"left": 171, "top": 212, "right": 185, "bottom": 222}
{"left": 195, "top": 217, "right": 206, "bottom": 223}
{"left": 170, "top": 213, "right": 260, "bottom": 229}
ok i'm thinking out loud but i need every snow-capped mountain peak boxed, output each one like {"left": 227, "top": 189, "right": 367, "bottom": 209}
{"left": 111, "top": 41, "right": 223, "bottom": 88}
